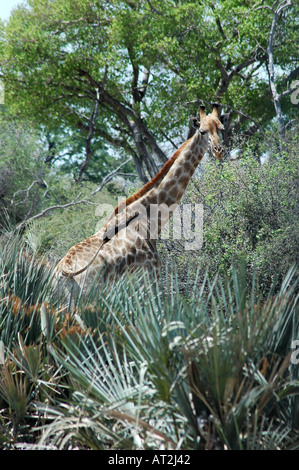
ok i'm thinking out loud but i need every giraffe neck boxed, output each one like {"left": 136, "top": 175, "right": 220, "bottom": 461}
{"left": 92, "top": 135, "right": 195, "bottom": 244}
{"left": 108, "top": 137, "right": 193, "bottom": 221}
{"left": 147, "top": 130, "right": 207, "bottom": 207}
{"left": 94, "top": 130, "right": 206, "bottom": 245}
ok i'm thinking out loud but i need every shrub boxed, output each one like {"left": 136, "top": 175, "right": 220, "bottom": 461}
{"left": 158, "top": 136, "right": 299, "bottom": 295}
{"left": 0, "top": 235, "right": 298, "bottom": 450}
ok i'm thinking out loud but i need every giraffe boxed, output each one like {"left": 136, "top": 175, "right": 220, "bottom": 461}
{"left": 54, "top": 103, "right": 225, "bottom": 292}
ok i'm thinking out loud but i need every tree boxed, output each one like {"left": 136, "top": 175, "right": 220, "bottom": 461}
{"left": 266, "top": 0, "right": 297, "bottom": 139}
{"left": 0, "top": 108, "right": 49, "bottom": 227}
{"left": 0, "top": 0, "right": 297, "bottom": 181}
{"left": 42, "top": 124, "right": 135, "bottom": 184}
{"left": 0, "top": 108, "right": 125, "bottom": 245}
{"left": 0, "top": 0, "right": 167, "bottom": 182}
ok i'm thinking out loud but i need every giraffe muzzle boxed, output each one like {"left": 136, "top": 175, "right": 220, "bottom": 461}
{"left": 212, "top": 145, "right": 224, "bottom": 159}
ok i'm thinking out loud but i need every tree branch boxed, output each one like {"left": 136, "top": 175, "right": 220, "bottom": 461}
{"left": 267, "top": 0, "right": 292, "bottom": 138}
{"left": 77, "top": 88, "right": 100, "bottom": 180}
{"left": 15, "top": 157, "right": 137, "bottom": 231}
{"left": 11, "top": 180, "right": 48, "bottom": 206}
{"left": 77, "top": 69, "right": 167, "bottom": 175}
{"left": 90, "top": 157, "right": 134, "bottom": 195}
{"left": 279, "top": 83, "right": 299, "bottom": 99}
{"left": 146, "top": 0, "right": 166, "bottom": 16}
{"left": 215, "top": 50, "right": 265, "bottom": 100}
{"left": 15, "top": 194, "right": 92, "bottom": 231}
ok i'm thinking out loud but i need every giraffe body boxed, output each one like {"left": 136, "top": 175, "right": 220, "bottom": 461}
{"left": 54, "top": 104, "right": 225, "bottom": 291}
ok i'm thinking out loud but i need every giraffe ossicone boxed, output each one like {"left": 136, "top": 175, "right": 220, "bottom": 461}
{"left": 54, "top": 104, "right": 225, "bottom": 290}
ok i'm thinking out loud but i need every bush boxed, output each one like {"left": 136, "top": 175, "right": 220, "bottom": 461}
{"left": 0, "top": 234, "right": 298, "bottom": 450}
{"left": 158, "top": 135, "right": 299, "bottom": 295}
{"left": 0, "top": 109, "right": 128, "bottom": 262}
{"left": 0, "top": 110, "right": 48, "bottom": 227}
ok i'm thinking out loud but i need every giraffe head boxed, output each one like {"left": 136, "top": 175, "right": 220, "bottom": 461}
{"left": 191, "top": 103, "right": 225, "bottom": 159}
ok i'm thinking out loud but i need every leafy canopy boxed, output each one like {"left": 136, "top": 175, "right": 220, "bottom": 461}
{"left": 0, "top": 0, "right": 297, "bottom": 178}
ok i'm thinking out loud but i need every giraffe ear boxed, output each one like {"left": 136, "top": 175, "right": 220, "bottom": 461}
{"left": 212, "top": 102, "right": 220, "bottom": 116}
{"left": 190, "top": 117, "right": 200, "bottom": 129}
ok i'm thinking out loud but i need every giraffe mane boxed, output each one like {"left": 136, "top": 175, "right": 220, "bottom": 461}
{"left": 60, "top": 137, "right": 193, "bottom": 277}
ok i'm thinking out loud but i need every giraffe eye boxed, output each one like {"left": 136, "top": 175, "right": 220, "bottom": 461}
{"left": 200, "top": 129, "right": 207, "bottom": 135}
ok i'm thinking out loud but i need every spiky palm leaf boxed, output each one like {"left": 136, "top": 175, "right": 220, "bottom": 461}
{"left": 33, "top": 264, "right": 299, "bottom": 450}
{"left": 0, "top": 234, "right": 298, "bottom": 449}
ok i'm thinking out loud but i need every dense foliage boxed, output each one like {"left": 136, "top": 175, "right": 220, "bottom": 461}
{"left": 158, "top": 131, "right": 299, "bottom": 294}
{"left": 0, "top": 236, "right": 298, "bottom": 450}
{"left": 0, "top": 0, "right": 298, "bottom": 180}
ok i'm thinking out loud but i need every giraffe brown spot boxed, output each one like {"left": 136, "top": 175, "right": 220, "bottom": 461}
{"left": 157, "top": 190, "right": 167, "bottom": 204}
{"left": 136, "top": 252, "right": 146, "bottom": 264}
{"left": 184, "top": 150, "right": 192, "bottom": 159}
{"left": 183, "top": 161, "right": 192, "bottom": 173}
{"left": 126, "top": 253, "right": 135, "bottom": 265}
{"left": 169, "top": 186, "right": 178, "bottom": 200}
{"left": 178, "top": 174, "right": 189, "bottom": 187}
{"left": 121, "top": 246, "right": 126, "bottom": 257}
{"left": 163, "top": 180, "right": 173, "bottom": 192}
{"left": 135, "top": 237, "right": 142, "bottom": 249}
